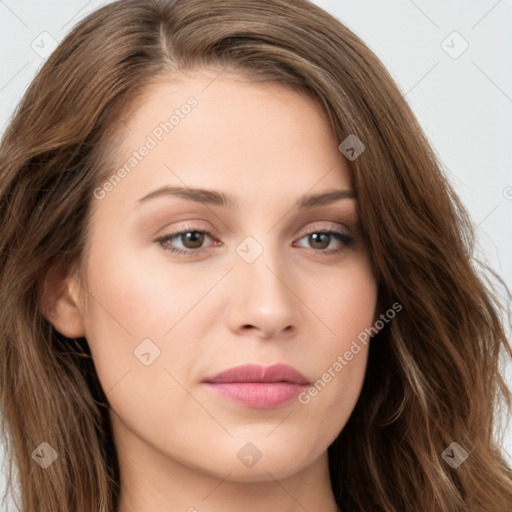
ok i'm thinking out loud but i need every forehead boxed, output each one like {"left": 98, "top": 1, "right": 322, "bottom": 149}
{"left": 92, "top": 70, "right": 353, "bottom": 217}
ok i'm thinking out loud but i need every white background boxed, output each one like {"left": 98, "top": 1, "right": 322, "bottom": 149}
{"left": 1, "top": 0, "right": 511, "bottom": 508}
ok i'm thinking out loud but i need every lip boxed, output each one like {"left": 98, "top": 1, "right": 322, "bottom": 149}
{"left": 202, "top": 364, "right": 310, "bottom": 409}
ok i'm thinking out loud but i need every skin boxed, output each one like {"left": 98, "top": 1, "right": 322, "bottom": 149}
{"left": 47, "top": 69, "right": 378, "bottom": 512}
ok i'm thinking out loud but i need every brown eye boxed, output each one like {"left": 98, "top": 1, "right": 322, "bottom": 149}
{"left": 295, "top": 229, "right": 354, "bottom": 254}
{"left": 308, "top": 232, "right": 331, "bottom": 250}
{"left": 180, "top": 231, "right": 205, "bottom": 249}
{"left": 157, "top": 227, "right": 216, "bottom": 255}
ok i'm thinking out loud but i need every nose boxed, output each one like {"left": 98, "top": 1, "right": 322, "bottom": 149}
{"left": 225, "top": 244, "right": 301, "bottom": 340}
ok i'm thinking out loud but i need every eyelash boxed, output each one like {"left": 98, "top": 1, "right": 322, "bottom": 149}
{"left": 155, "top": 223, "right": 355, "bottom": 257}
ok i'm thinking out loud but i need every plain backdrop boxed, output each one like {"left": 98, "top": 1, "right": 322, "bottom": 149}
{"left": 1, "top": 0, "right": 511, "bottom": 508}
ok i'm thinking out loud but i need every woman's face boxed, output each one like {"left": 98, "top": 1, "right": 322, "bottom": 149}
{"left": 68, "top": 69, "right": 378, "bottom": 481}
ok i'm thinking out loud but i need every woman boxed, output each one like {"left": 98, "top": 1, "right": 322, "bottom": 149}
{"left": 0, "top": 1, "right": 511, "bottom": 511}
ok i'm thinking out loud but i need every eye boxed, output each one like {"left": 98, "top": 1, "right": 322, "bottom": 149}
{"left": 155, "top": 224, "right": 355, "bottom": 257}
{"left": 294, "top": 227, "right": 354, "bottom": 255}
{"left": 156, "top": 225, "right": 219, "bottom": 256}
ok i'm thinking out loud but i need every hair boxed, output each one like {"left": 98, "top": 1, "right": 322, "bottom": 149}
{"left": 0, "top": 0, "right": 511, "bottom": 510}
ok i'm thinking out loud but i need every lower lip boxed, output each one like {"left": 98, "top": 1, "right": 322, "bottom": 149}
{"left": 204, "top": 382, "right": 307, "bottom": 408}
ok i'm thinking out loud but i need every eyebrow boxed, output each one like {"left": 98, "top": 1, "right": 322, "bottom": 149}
{"left": 136, "top": 185, "right": 356, "bottom": 210}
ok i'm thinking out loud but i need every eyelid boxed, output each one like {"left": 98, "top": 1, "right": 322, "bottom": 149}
{"left": 299, "top": 221, "right": 352, "bottom": 235}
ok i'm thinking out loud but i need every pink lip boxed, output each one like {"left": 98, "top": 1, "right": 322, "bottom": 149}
{"left": 202, "top": 364, "right": 310, "bottom": 409}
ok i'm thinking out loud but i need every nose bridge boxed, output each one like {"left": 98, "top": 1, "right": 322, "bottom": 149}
{"left": 236, "top": 233, "right": 289, "bottom": 288}
{"left": 227, "top": 233, "right": 299, "bottom": 336}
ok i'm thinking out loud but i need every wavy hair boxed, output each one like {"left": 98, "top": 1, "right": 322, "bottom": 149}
{"left": 1, "top": 0, "right": 511, "bottom": 510}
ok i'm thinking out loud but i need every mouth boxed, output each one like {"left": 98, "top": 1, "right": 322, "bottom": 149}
{"left": 202, "top": 363, "right": 310, "bottom": 409}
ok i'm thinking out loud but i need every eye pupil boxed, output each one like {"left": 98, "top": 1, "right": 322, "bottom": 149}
{"left": 309, "top": 233, "right": 330, "bottom": 249}
{"left": 182, "top": 231, "right": 204, "bottom": 249}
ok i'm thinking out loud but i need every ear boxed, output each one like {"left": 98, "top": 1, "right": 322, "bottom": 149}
{"left": 39, "top": 261, "right": 86, "bottom": 338}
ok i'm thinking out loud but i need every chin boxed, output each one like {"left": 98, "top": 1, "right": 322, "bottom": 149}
{"left": 194, "top": 437, "right": 321, "bottom": 482}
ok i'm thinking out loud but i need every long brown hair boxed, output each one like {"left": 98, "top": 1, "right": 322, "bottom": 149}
{"left": 1, "top": 1, "right": 511, "bottom": 510}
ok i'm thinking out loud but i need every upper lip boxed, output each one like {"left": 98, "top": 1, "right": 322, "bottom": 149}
{"left": 202, "top": 363, "right": 310, "bottom": 385}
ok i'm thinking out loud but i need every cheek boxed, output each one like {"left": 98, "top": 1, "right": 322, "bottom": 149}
{"left": 308, "top": 254, "right": 378, "bottom": 346}
{"left": 298, "top": 258, "right": 377, "bottom": 420}
{"left": 78, "top": 235, "right": 232, "bottom": 419}
{"left": 77, "top": 247, "right": 199, "bottom": 439}
{"left": 81, "top": 240, "right": 204, "bottom": 341}
{"left": 77, "top": 242, "right": 175, "bottom": 388}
